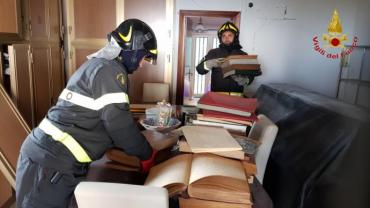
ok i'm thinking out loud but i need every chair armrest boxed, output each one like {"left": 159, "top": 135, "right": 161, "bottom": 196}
{"left": 75, "top": 182, "right": 168, "bottom": 208}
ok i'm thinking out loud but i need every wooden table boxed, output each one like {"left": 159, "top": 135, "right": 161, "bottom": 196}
{"left": 73, "top": 105, "right": 273, "bottom": 208}
{"left": 81, "top": 147, "right": 273, "bottom": 208}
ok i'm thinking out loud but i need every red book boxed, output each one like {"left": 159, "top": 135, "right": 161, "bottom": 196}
{"left": 203, "top": 110, "right": 258, "bottom": 122}
{"left": 197, "top": 92, "right": 257, "bottom": 117}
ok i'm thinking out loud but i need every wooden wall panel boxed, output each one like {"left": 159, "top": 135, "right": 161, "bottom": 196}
{"left": 31, "top": 47, "right": 51, "bottom": 124}
{"left": 75, "top": 48, "right": 96, "bottom": 70}
{"left": 49, "top": 0, "right": 62, "bottom": 42}
{"left": 124, "top": 0, "right": 166, "bottom": 103}
{"left": 0, "top": 0, "right": 17, "bottom": 33}
{"left": 66, "top": 0, "right": 122, "bottom": 77}
{"left": 74, "top": 0, "right": 116, "bottom": 39}
{"left": 50, "top": 46, "right": 64, "bottom": 104}
{"left": 29, "top": 0, "right": 48, "bottom": 39}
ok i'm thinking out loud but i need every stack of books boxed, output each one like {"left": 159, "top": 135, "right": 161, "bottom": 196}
{"left": 220, "top": 54, "right": 262, "bottom": 78}
{"left": 194, "top": 92, "right": 258, "bottom": 134}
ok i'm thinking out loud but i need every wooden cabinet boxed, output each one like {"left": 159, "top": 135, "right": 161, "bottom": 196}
{"left": 0, "top": 0, "right": 22, "bottom": 42}
{"left": 8, "top": 0, "right": 64, "bottom": 127}
{"left": 9, "top": 43, "right": 65, "bottom": 127}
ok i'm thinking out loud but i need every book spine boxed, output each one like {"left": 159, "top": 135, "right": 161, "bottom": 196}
{"left": 197, "top": 104, "right": 252, "bottom": 117}
{"left": 192, "top": 120, "right": 247, "bottom": 132}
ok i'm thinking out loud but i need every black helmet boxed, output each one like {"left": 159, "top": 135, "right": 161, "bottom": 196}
{"left": 217, "top": 21, "right": 239, "bottom": 43}
{"left": 110, "top": 19, "right": 157, "bottom": 72}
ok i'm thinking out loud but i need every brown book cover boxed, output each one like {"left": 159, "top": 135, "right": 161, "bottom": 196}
{"left": 222, "top": 69, "right": 262, "bottom": 78}
{"left": 105, "top": 148, "right": 141, "bottom": 170}
{"left": 105, "top": 130, "right": 179, "bottom": 169}
{"left": 179, "top": 198, "right": 252, "bottom": 208}
{"left": 222, "top": 64, "right": 261, "bottom": 73}
{"left": 144, "top": 153, "right": 251, "bottom": 204}
{"left": 197, "top": 114, "right": 253, "bottom": 126}
{"left": 221, "top": 55, "right": 258, "bottom": 61}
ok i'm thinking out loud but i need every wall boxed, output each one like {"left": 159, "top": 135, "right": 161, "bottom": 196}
{"left": 173, "top": 0, "right": 370, "bottom": 99}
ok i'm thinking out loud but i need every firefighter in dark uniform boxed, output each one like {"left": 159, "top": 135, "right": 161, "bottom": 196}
{"left": 196, "top": 22, "right": 251, "bottom": 96}
{"left": 16, "top": 19, "right": 158, "bottom": 208}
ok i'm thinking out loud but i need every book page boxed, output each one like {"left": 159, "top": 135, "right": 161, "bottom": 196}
{"left": 144, "top": 154, "right": 192, "bottom": 187}
{"left": 189, "top": 153, "right": 246, "bottom": 184}
{"left": 181, "top": 126, "right": 242, "bottom": 153}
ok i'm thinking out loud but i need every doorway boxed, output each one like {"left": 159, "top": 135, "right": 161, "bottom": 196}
{"left": 176, "top": 10, "right": 241, "bottom": 105}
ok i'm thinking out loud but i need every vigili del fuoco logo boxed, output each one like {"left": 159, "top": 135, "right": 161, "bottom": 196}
{"left": 313, "top": 9, "right": 358, "bottom": 59}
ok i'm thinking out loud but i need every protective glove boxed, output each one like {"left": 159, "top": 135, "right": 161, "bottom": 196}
{"left": 204, "top": 58, "right": 222, "bottom": 70}
{"left": 140, "top": 149, "right": 157, "bottom": 173}
{"left": 231, "top": 75, "right": 250, "bottom": 86}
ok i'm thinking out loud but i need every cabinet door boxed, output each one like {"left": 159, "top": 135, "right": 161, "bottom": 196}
{"left": 8, "top": 44, "right": 34, "bottom": 127}
{"left": 28, "top": 0, "right": 48, "bottom": 40}
{"left": 50, "top": 45, "right": 65, "bottom": 105}
{"left": 0, "top": 0, "right": 22, "bottom": 41}
{"left": 30, "top": 45, "right": 51, "bottom": 125}
{"left": 23, "top": 0, "right": 62, "bottom": 42}
{"left": 65, "top": 0, "right": 124, "bottom": 77}
{"left": 49, "top": 0, "right": 62, "bottom": 42}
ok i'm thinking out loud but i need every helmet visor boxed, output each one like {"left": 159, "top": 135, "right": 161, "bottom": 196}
{"left": 145, "top": 49, "right": 157, "bottom": 65}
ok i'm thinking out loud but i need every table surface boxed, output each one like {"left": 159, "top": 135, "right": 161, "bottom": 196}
{"left": 72, "top": 106, "right": 273, "bottom": 208}
{"left": 83, "top": 147, "right": 273, "bottom": 208}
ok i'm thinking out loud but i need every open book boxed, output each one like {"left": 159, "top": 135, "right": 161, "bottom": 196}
{"left": 144, "top": 154, "right": 251, "bottom": 204}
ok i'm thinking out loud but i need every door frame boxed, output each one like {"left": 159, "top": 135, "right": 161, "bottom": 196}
{"left": 175, "top": 10, "right": 241, "bottom": 104}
